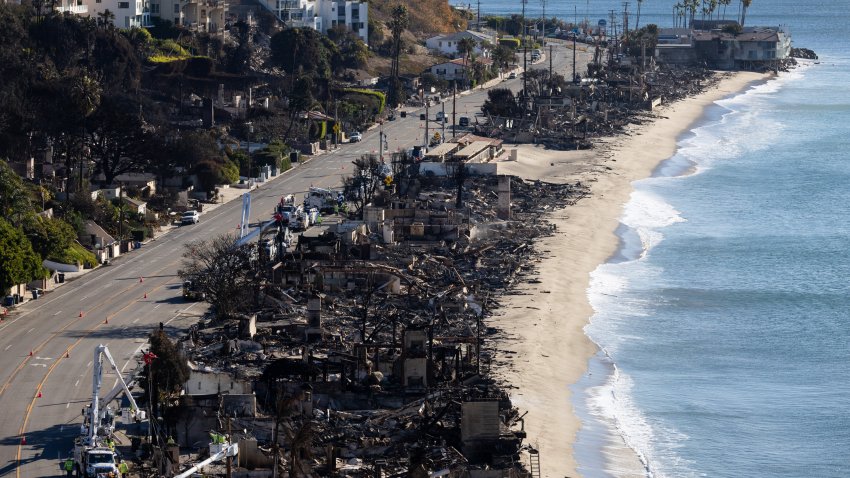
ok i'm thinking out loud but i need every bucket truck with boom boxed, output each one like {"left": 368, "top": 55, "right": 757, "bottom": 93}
{"left": 73, "top": 344, "right": 146, "bottom": 478}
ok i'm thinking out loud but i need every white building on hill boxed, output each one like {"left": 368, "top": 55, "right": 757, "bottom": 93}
{"left": 259, "top": 0, "right": 369, "bottom": 45}
{"left": 425, "top": 30, "right": 493, "bottom": 58}
{"left": 85, "top": 0, "right": 151, "bottom": 28}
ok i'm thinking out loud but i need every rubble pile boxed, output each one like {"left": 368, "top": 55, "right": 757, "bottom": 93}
{"left": 162, "top": 175, "right": 588, "bottom": 477}
{"left": 480, "top": 58, "right": 718, "bottom": 151}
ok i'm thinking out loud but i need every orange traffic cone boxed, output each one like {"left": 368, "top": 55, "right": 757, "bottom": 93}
{"left": 139, "top": 277, "right": 144, "bottom": 283}
{"left": 79, "top": 310, "right": 84, "bottom": 317}
{"left": 21, "top": 436, "right": 26, "bottom": 445}
{"left": 65, "top": 351, "right": 70, "bottom": 358}
{"left": 36, "top": 391, "right": 41, "bottom": 398}
{"left": 104, "top": 317, "right": 109, "bottom": 324}
{"left": 28, "top": 350, "right": 33, "bottom": 357}
{"left": 143, "top": 292, "right": 147, "bottom": 299}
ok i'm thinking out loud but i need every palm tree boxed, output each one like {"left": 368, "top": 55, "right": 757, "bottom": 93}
{"left": 386, "top": 4, "right": 409, "bottom": 107}
{"left": 740, "top": 0, "right": 752, "bottom": 27}
{"left": 719, "top": 0, "right": 732, "bottom": 19}
{"left": 635, "top": 0, "right": 643, "bottom": 30}
{"left": 97, "top": 9, "right": 115, "bottom": 28}
{"left": 457, "top": 37, "right": 477, "bottom": 89}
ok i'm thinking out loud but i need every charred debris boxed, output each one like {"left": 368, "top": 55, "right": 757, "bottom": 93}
{"left": 479, "top": 39, "right": 719, "bottom": 151}
{"left": 157, "top": 166, "right": 590, "bottom": 478}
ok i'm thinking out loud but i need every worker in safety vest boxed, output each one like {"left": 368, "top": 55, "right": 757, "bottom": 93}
{"left": 63, "top": 457, "right": 75, "bottom": 477}
{"left": 117, "top": 459, "right": 129, "bottom": 478}
{"left": 105, "top": 438, "right": 115, "bottom": 450}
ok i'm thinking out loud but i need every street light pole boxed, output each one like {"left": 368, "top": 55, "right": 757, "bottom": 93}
{"left": 245, "top": 122, "right": 253, "bottom": 186}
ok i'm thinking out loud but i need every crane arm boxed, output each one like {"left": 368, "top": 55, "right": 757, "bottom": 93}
{"left": 99, "top": 345, "right": 142, "bottom": 417}
{"left": 172, "top": 443, "right": 238, "bottom": 478}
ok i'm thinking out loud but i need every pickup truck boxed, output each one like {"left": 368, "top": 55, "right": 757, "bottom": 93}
{"left": 181, "top": 210, "right": 200, "bottom": 225}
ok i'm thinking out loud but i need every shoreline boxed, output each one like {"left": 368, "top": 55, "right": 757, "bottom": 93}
{"left": 489, "top": 70, "right": 771, "bottom": 477}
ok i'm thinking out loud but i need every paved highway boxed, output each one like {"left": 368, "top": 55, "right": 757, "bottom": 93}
{"left": 0, "top": 42, "right": 579, "bottom": 477}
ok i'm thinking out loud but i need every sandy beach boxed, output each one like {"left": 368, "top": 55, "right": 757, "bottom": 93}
{"left": 489, "top": 70, "right": 770, "bottom": 478}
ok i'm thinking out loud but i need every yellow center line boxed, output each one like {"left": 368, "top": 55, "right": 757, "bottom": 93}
{"left": 0, "top": 263, "right": 179, "bottom": 398}
{"left": 14, "top": 265, "right": 182, "bottom": 478}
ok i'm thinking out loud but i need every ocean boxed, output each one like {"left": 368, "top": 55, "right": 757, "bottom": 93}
{"left": 456, "top": 0, "right": 850, "bottom": 476}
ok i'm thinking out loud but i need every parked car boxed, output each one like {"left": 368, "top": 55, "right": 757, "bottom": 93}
{"left": 508, "top": 72, "right": 517, "bottom": 79}
{"left": 349, "top": 132, "right": 362, "bottom": 142}
{"left": 181, "top": 210, "right": 200, "bottom": 225}
{"left": 420, "top": 113, "right": 426, "bottom": 120}
{"left": 459, "top": 116, "right": 470, "bottom": 127}
{"left": 436, "top": 111, "right": 446, "bottom": 122}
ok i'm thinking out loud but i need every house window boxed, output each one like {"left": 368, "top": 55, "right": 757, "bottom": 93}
{"left": 118, "top": 1, "right": 129, "bottom": 7}
{"left": 124, "top": 15, "right": 130, "bottom": 26}
{"left": 438, "top": 41, "right": 442, "bottom": 47}
{"left": 174, "top": 3, "right": 179, "bottom": 13}
{"left": 201, "top": 9, "right": 206, "bottom": 16}
{"left": 150, "top": 3, "right": 158, "bottom": 13}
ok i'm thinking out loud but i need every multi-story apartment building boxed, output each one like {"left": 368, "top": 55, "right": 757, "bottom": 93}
{"left": 152, "top": 0, "right": 226, "bottom": 33}
{"left": 86, "top": 0, "right": 151, "bottom": 28}
{"left": 262, "top": 0, "right": 368, "bottom": 45}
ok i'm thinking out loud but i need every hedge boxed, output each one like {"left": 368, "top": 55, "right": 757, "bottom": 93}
{"left": 498, "top": 37, "right": 521, "bottom": 49}
{"left": 343, "top": 88, "right": 386, "bottom": 114}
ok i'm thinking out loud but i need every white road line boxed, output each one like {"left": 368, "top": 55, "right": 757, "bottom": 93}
{"left": 4, "top": 344, "right": 10, "bottom": 351}
{"left": 80, "top": 295, "right": 88, "bottom": 301}
{"left": 132, "top": 318, "right": 140, "bottom": 323}
{"left": 86, "top": 361, "right": 92, "bottom": 368}
{"left": 26, "top": 328, "right": 34, "bottom": 334}
{"left": 53, "top": 311, "right": 61, "bottom": 316}
{"left": 153, "top": 304, "right": 161, "bottom": 309}
{"left": 75, "top": 380, "right": 80, "bottom": 387}
{"left": 66, "top": 403, "right": 70, "bottom": 409}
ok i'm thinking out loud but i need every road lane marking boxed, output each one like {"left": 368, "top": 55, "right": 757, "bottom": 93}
{"left": 53, "top": 311, "right": 61, "bottom": 316}
{"left": 75, "top": 380, "right": 80, "bottom": 387}
{"left": 153, "top": 304, "right": 161, "bottom": 309}
{"left": 4, "top": 345, "right": 10, "bottom": 351}
{"left": 132, "top": 318, "right": 140, "bottom": 323}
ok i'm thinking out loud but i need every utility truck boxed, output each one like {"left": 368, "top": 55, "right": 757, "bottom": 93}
{"left": 304, "top": 187, "right": 345, "bottom": 214}
{"left": 74, "top": 345, "right": 145, "bottom": 478}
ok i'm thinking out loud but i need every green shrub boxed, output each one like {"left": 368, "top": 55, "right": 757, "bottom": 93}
{"left": 344, "top": 88, "right": 386, "bottom": 114}
{"left": 498, "top": 37, "right": 521, "bottom": 49}
{"left": 51, "top": 242, "right": 97, "bottom": 267}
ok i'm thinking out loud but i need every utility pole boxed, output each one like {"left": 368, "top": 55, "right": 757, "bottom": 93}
{"left": 549, "top": 44, "right": 553, "bottom": 79}
{"left": 452, "top": 84, "right": 457, "bottom": 138}
{"left": 424, "top": 98, "right": 430, "bottom": 149}
{"left": 622, "top": 1, "right": 630, "bottom": 38}
{"left": 441, "top": 101, "right": 446, "bottom": 141}
{"left": 226, "top": 416, "right": 232, "bottom": 478}
{"left": 573, "top": 34, "right": 578, "bottom": 82}
{"left": 521, "top": 0, "right": 528, "bottom": 118}
{"left": 118, "top": 181, "right": 124, "bottom": 248}
{"left": 476, "top": 0, "right": 480, "bottom": 30}
{"left": 541, "top": 0, "right": 546, "bottom": 46}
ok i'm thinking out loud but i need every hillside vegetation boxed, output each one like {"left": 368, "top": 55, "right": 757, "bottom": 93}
{"left": 369, "top": 0, "right": 468, "bottom": 36}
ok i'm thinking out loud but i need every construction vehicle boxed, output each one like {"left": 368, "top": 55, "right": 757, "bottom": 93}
{"left": 74, "top": 345, "right": 145, "bottom": 478}
{"left": 293, "top": 207, "right": 320, "bottom": 231}
{"left": 304, "top": 187, "right": 345, "bottom": 214}
{"left": 182, "top": 280, "right": 205, "bottom": 301}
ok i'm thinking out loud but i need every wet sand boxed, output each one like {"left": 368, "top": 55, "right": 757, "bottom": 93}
{"left": 489, "top": 71, "right": 770, "bottom": 478}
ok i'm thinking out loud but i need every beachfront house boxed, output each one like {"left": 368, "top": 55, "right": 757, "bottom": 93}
{"left": 693, "top": 26, "right": 791, "bottom": 70}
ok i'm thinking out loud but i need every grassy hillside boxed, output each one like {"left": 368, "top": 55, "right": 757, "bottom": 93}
{"left": 369, "top": 0, "right": 469, "bottom": 36}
